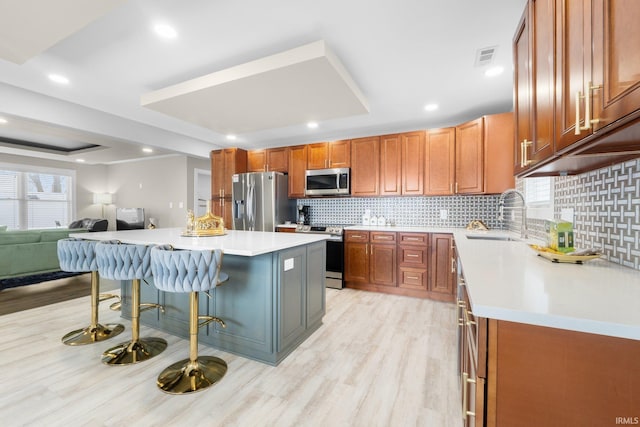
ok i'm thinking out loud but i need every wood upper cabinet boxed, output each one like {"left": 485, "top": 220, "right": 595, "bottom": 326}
{"left": 307, "top": 140, "right": 350, "bottom": 169}
{"left": 288, "top": 145, "right": 307, "bottom": 198}
{"left": 210, "top": 148, "right": 247, "bottom": 198}
{"left": 556, "top": 0, "right": 640, "bottom": 151}
{"left": 380, "top": 131, "right": 424, "bottom": 196}
{"left": 401, "top": 131, "right": 425, "bottom": 195}
{"left": 484, "top": 112, "right": 515, "bottom": 193}
{"left": 425, "top": 128, "right": 456, "bottom": 195}
{"left": 514, "top": 0, "right": 555, "bottom": 173}
{"left": 351, "top": 136, "right": 380, "bottom": 196}
{"left": 247, "top": 147, "right": 289, "bottom": 172}
{"left": 379, "top": 134, "right": 402, "bottom": 196}
{"left": 455, "top": 118, "right": 484, "bottom": 194}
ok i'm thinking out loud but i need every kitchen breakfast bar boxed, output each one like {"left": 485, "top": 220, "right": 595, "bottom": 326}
{"left": 71, "top": 228, "right": 328, "bottom": 366}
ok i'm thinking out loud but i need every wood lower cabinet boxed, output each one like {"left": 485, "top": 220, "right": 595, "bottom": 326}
{"left": 458, "top": 270, "right": 640, "bottom": 426}
{"left": 429, "top": 234, "right": 455, "bottom": 302}
{"left": 345, "top": 231, "right": 455, "bottom": 300}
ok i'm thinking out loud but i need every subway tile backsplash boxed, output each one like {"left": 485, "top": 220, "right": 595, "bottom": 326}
{"left": 297, "top": 195, "right": 502, "bottom": 228}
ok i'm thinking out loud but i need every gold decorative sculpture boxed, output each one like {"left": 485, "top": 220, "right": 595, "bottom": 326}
{"left": 183, "top": 201, "right": 225, "bottom": 236}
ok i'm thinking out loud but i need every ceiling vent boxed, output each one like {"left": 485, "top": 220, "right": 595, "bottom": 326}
{"left": 475, "top": 46, "right": 497, "bottom": 67}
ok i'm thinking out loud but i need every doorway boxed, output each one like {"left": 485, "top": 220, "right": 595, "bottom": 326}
{"left": 194, "top": 168, "right": 211, "bottom": 217}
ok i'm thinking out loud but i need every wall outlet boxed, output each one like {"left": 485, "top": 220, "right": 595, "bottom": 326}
{"left": 440, "top": 209, "right": 448, "bottom": 220}
{"left": 561, "top": 208, "right": 574, "bottom": 223}
{"left": 169, "top": 202, "right": 173, "bottom": 209}
{"left": 178, "top": 201, "right": 184, "bottom": 209}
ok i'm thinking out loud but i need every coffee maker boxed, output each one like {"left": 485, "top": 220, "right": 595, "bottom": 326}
{"left": 297, "top": 205, "right": 310, "bottom": 225}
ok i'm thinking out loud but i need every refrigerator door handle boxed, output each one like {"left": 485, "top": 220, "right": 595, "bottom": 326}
{"left": 247, "top": 181, "right": 255, "bottom": 231}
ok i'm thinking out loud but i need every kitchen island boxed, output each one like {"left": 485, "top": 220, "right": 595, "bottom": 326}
{"left": 71, "top": 228, "right": 328, "bottom": 366}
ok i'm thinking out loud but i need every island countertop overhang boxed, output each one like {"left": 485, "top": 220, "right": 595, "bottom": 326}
{"left": 70, "top": 227, "right": 328, "bottom": 256}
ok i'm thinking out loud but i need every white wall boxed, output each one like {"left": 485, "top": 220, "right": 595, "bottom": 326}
{"left": 1, "top": 152, "right": 211, "bottom": 230}
{"left": 107, "top": 154, "right": 210, "bottom": 229}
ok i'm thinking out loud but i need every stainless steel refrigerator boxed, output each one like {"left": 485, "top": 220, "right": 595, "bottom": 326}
{"left": 231, "top": 172, "right": 296, "bottom": 231}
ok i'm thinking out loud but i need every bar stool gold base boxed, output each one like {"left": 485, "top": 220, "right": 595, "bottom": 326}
{"left": 157, "top": 356, "right": 227, "bottom": 394}
{"left": 62, "top": 323, "right": 125, "bottom": 346}
{"left": 101, "top": 338, "right": 167, "bottom": 365}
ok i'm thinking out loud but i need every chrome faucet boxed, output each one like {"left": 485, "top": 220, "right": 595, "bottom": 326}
{"left": 498, "top": 189, "right": 528, "bottom": 239}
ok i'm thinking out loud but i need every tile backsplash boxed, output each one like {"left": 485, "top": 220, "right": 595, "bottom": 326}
{"left": 297, "top": 195, "right": 501, "bottom": 228}
{"left": 517, "top": 159, "right": 640, "bottom": 270}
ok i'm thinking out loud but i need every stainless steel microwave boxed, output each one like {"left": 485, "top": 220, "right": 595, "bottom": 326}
{"left": 305, "top": 168, "right": 350, "bottom": 196}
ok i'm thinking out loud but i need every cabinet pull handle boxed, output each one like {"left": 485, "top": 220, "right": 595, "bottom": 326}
{"left": 450, "top": 183, "right": 453, "bottom": 194}
{"left": 365, "top": 244, "right": 368, "bottom": 256}
{"left": 406, "top": 253, "right": 419, "bottom": 258}
{"left": 584, "top": 82, "right": 602, "bottom": 130}
{"left": 455, "top": 182, "right": 458, "bottom": 194}
{"left": 451, "top": 257, "right": 456, "bottom": 273}
{"left": 406, "top": 237, "right": 420, "bottom": 241}
{"left": 406, "top": 275, "right": 419, "bottom": 280}
{"left": 351, "top": 234, "right": 362, "bottom": 238}
{"left": 521, "top": 139, "right": 532, "bottom": 167}
{"left": 575, "top": 90, "right": 582, "bottom": 135}
{"left": 462, "top": 372, "right": 469, "bottom": 421}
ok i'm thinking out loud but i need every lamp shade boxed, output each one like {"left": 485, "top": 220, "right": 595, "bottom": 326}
{"left": 93, "top": 193, "right": 113, "bottom": 205}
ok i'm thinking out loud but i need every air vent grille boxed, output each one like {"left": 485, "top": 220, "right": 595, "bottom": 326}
{"left": 475, "top": 46, "right": 497, "bottom": 66}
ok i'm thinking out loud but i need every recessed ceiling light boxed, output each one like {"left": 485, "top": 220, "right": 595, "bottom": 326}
{"left": 424, "top": 104, "right": 439, "bottom": 112}
{"left": 153, "top": 23, "right": 177, "bottom": 39}
{"left": 226, "top": 134, "right": 237, "bottom": 141}
{"left": 75, "top": 159, "right": 85, "bottom": 163}
{"left": 484, "top": 66, "right": 504, "bottom": 77}
{"left": 0, "top": 117, "right": 7, "bottom": 124}
{"left": 142, "top": 147, "right": 153, "bottom": 153}
{"left": 48, "top": 73, "right": 70, "bottom": 85}
{"left": 307, "top": 121, "right": 319, "bottom": 129}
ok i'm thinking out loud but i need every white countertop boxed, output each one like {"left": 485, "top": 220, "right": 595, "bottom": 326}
{"left": 453, "top": 230, "right": 640, "bottom": 340}
{"left": 70, "top": 228, "right": 328, "bottom": 257}
{"left": 345, "top": 225, "right": 459, "bottom": 233}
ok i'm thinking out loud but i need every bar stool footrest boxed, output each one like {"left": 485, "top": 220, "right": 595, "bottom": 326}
{"left": 101, "top": 337, "right": 168, "bottom": 365}
{"left": 62, "top": 323, "right": 125, "bottom": 346}
{"left": 157, "top": 356, "right": 227, "bottom": 394}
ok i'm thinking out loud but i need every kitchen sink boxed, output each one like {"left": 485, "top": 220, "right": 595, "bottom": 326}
{"left": 466, "top": 234, "right": 521, "bottom": 242}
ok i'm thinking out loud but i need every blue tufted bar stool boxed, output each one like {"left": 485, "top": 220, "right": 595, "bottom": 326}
{"left": 151, "top": 245, "right": 229, "bottom": 394}
{"left": 96, "top": 240, "right": 167, "bottom": 365}
{"left": 57, "top": 238, "right": 125, "bottom": 345}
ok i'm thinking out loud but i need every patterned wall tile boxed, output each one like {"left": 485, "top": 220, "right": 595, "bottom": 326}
{"left": 297, "top": 194, "right": 502, "bottom": 229}
{"left": 514, "top": 159, "right": 640, "bottom": 270}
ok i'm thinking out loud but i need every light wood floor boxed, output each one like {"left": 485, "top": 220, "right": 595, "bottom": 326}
{"left": 0, "top": 285, "right": 461, "bottom": 427}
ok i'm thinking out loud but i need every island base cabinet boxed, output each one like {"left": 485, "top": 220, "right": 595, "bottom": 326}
{"left": 120, "top": 242, "right": 326, "bottom": 366}
{"left": 485, "top": 320, "right": 640, "bottom": 427}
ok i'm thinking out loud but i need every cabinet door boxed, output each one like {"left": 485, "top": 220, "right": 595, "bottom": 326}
{"left": 344, "top": 242, "right": 369, "bottom": 283}
{"left": 555, "top": 0, "right": 592, "bottom": 151}
{"left": 211, "top": 150, "right": 225, "bottom": 196}
{"left": 484, "top": 113, "right": 515, "bottom": 193}
{"left": 247, "top": 150, "right": 267, "bottom": 172}
{"left": 379, "top": 134, "right": 402, "bottom": 196}
{"left": 351, "top": 136, "right": 380, "bottom": 196}
{"left": 307, "top": 142, "right": 329, "bottom": 169}
{"left": 530, "top": 0, "right": 556, "bottom": 165}
{"left": 591, "top": 0, "right": 640, "bottom": 132}
{"left": 430, "top": 234, "right": 454, "bottom": 300}
{"left": 328, "top": 140, "right": 350, "bottom": 168}
{"left": 514, "top": 9, "right": 533, "bottom": 175}
{"left": 425, "top": 128, "right": 455, "bottom": 195}
{"left": 401, "top": 131, "right": 425, "bottom": 195}
{"left": 223, "top": 148, "right": 247, "bottom": 197}
{"left": 369, "top": 243, "right": 396, "bottom": 287}
{"left": 266, "top": 147, "right": 289, "bottom": 172}
{"left": 288, "top": 145, "right": 307, "bottom": 198}
{"left": 455, "top": 118, "right": 484, "bottom": 194}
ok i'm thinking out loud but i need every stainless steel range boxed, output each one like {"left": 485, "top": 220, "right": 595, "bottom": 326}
{"left": 294, "top": 224, "right": 344, "bottom": 289}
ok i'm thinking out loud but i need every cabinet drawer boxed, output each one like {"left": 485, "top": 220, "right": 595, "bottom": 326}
{"left": 398, "top": 268, "right": 427, "bottom": 290}
{"left": 370, "top": 232, "right": 396, "bottom": 243}
{"left": 398, "top": 232, "right": 428, "bottom": 246}
{"left": 345, "top": 231, "right": 369, "bottom": 242}
{"left": 399, "top": 246, "right": 428, "bottom": 268}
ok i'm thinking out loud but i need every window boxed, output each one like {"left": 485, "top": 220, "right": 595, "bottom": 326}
{"left": 0, "top": 164, "right": 75, "bottom": 230}
{"left": 524, "top": 176, "right": 554, "bottom": 220}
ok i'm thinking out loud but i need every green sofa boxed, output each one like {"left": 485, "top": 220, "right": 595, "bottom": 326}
{"left": 0, "top": 228, "right": 87, "bottom": 280}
